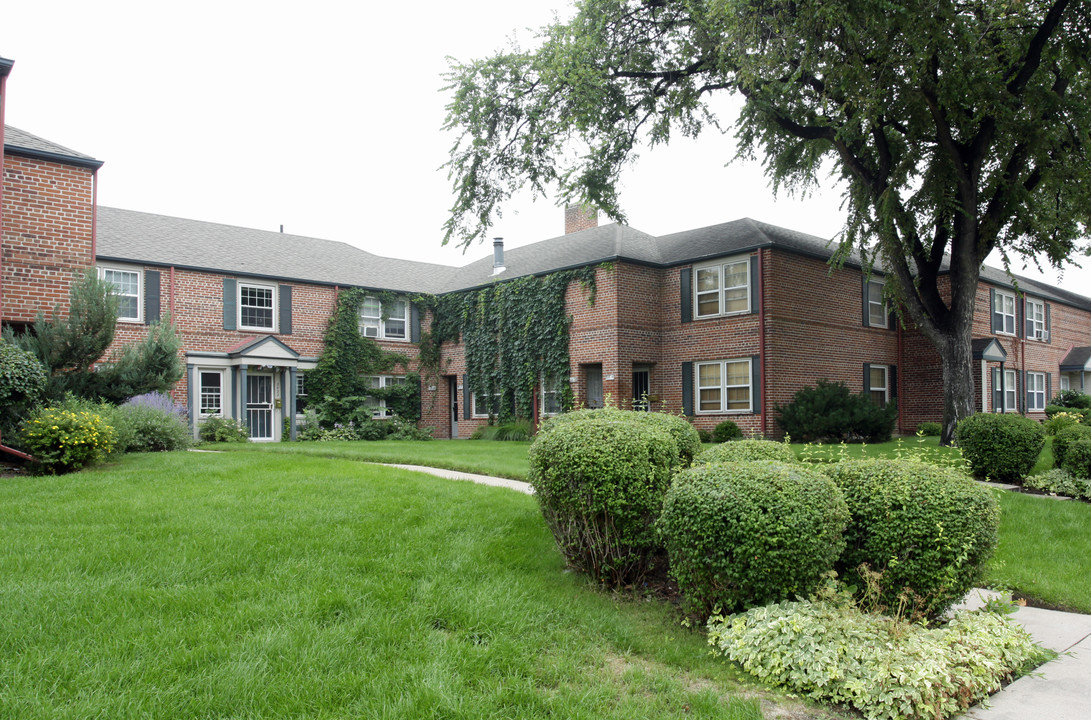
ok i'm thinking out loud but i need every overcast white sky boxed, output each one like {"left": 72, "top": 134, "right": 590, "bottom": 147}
{"left": 4, "top": 0, "right": 1088, "bottom": 294}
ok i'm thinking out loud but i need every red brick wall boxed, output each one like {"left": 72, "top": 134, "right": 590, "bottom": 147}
{"left": 2, "top": 153, "right": 95, "bottom": 323}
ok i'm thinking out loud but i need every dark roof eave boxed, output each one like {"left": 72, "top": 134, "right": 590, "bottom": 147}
{"left": 5, "top": 145, "right": 104, "bottom": 170}
{"left": 0, "top": 57, "right": 13, "bottom": 77}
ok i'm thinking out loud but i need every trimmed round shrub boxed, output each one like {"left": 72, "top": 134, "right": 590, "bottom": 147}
{"left": 529, "top": 409, "right": 680, "bottom": 586}
{"left": 1053, "top": 423, "right": 1091, "bottom": 470}
{"left": 19, "top": 406, "right": 117, "bottom": 475}
{"left": 694, "top": 438, "right": 795, "bottom": 465}
{"left": 711, "top": 420, "right": 743, "bottom": 443}
{"left": 696, "top": 428, "right": 712, "bottom": 444}
{"left": 114, "top": 404, "right": 191, "bottom": 452}
{"left": 199, "top": 416, "right": 250, "bottom": 443}
{"left": 1061, "top": 437, "right": 1091, "bottom": 480}
{"left": 658, "top": 461, "right": 849, "bottom": 616}
{"left": 824, "top": 459, "right": 1000, "bottom": 619}
{"left": 0, "top": 341, "right": 48, "bottom": 438}
{"left": 954, "top": 413, "right": 1045, "bottom": 482}
{"left": 916, "top": 421, "right": 942, "bottom": 437}
{"left": 540, "top": 407, "right": 701, "bottom": 467}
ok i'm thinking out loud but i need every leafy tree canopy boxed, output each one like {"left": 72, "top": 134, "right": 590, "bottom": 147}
{"left": 444, "top": 0, "right": 1091, "bottom": 440}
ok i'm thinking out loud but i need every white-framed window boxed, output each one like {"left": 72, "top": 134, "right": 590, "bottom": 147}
{"left": 695, "top": 358, "right": 752, "bottom": 413}
{"left": 867, "top": 280, "right": 888, "bottom": 328}
{"left": 1027, "top": 299, "right": 1046, "bottom": 341}
{"left": 295, "top": 372, "right": 308, "bottom": 414}
{"left": 239, "top": 282, "right": 276, "bottom": 332}
{"left": 1027, "top": 371, "right": 1046, "bottom": 411}
{"left": 98, "top": 265, "right": 142, "bottom": 323}
{"left": 1004, "top": 369, "right": 1018, "bottom": 411}
{"left": 358, "top": 296, "right": 410, "bottom": 341}
{"left": 869, "top": 365, "right": 889, "bottom": 406}
{"left": 694, "top": 257, "right": 750, "bottom": 318}
{"left": 199, "top": 370, "right": 224, "bottom": 416}
{"left": 540, "top": 373, "right": 564, "bottom": 417}
{"left": 471, "top": 389, "right": 503, "bottom": 418}
{"left": 364, "top": 375, "right": 408, "bottom": 418}
{"left": 994, "top": 290, "right": 1016, "bottom": 335}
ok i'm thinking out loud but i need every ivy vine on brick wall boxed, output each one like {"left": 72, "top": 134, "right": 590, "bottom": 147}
{"left": 421, "top": 266, "right": 599, "bottom": 422}
{"left": 308, "top": 288, "right": 419, "bottom": 420}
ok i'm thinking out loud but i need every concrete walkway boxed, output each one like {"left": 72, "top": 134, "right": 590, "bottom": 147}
{"left": 379, "top": 463, "right": 1089, "bottom": 719}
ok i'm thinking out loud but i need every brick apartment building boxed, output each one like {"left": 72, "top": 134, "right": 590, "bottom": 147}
{"left": 4, "top": 57, "right": 1091, "bottom": 442}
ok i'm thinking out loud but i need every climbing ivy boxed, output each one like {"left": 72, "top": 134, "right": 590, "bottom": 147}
{"left": 308, "top": 288, "right": 418, "bottom": 421}
{"left": 422, "top": 266, "right": 598, "bottom": 422}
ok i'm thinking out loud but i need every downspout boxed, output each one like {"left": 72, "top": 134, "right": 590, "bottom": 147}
{"left": 90, "top": 169, "right": 98, "bottom": 263}
{"left": 757, "top": 248, "right": 766, "bottom": 436}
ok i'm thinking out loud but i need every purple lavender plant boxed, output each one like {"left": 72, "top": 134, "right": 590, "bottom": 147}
{"left": 123, "top": 392, "right": 189, "bottom": 421}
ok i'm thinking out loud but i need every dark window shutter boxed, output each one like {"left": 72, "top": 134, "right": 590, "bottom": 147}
{"left": 863, "top": 363, "right": 871, "bottom": 394}
{"left": 681, "top": 362, "right": 693, "bottom": 416}
{"left": 1047, "top": 373, "right": 1052, "bottom": 403}
{"left": 1021, "top": 371, "right": 1027, "bottom": 413}
{"left": 992, "top": 367, "right": 1002, "bottom": 412}
{"left": 1045, "top": 303, "right": 1052, "bottom": 344}
{"left": 889, "top": 365, "right": 898, "bottom": 399}
{"left": 279, "top": 285, "right": 292, "bottom": 335}
{"left": 862, "top": 276, "right": 870, "bottom": 327}
{"left": 1016, "top": 297, "right": 1024, "bottom": 338}
{"left": 410, "top": 304, "right": 421, "bottom": 343}
{"left": 680, "top": 268, "right": 692, "bottom": 323}
{"left": 749, "top": 255, "right": 759, "bottom": 315}
{"left": 145, "top": 270, "right": 161, "bottom": 325}
{"left": 223, "top": 278, "right": 237, "bottom": 330}
{"left": 990, "top": 289, "right": 998, "bottom": 333}
{"left": 751, "top": 355, "right": 761, "bottom": 414}
{"left": 462, "top": 374, "right": 470, "bottom": 420}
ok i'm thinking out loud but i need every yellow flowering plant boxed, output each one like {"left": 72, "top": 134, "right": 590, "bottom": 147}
{"left": 19, "top": 407, "right": 117, "bottom": 475}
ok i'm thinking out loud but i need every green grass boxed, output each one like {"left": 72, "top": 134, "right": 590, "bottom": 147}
{"left": 0, "top": 451, "right": 811, "bottom": 720}
{"left": 986, "top": 489, "right": 1091, "bottom": 614}
{"left": 213, "top": 439, "right": 533, "bottom": 480}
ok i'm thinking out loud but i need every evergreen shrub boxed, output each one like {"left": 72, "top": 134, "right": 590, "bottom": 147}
{"left": 658, "top": 461, "right": 848, "bottom": 616}
{"left": 19, "top": 406, "right": 117, "bottom": 474}
{"left": 916, "top": 421, "right": 942, "bottom": 436}
{"left": 1050, "top": 389, "right": 1091, "bottom": 409}
{"left": 1061, "top": 437, "right": 1091, "bottom": 480}
{"left": 1053, "top": 424, "right": 1091, "bottom": 469}
{"left": 529, "top": 409, "right": 680, "bottom": 586}
{"left": 824, "top": 459, "right": 1000, "bottom": 619}
{"left": 954, "top": 413, "right": 1045, "bottom": 482}
{"left": 0, "top": 341, "right": 47, "bottom": 440}
{"left": 711, "top": 419, "right": 743, "bottom": 443}
{"left": 694, "top": 438, "right": 794, "bottom": 464}
{"left": 199, "top": 416, "right": 250, "bottom": 443}
{"left": 775, "top": 380, "right": 897, "bottom": 442}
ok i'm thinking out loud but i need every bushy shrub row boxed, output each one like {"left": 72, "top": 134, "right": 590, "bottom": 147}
{"left": 298, "top": 413, "right": 432, "bottom": 442}
{"left": 528, "top": 408, "right": 698, "bottom": 585}
{"left": 658, "top": 462, "right": 848, "bottom": 616}
{"left": 1052, "top": 424, "right": 1091, "bottom": 472}
{"left": 955, "top": 413, "right": 1045, "bottom": 482}
{"left": 775, "top": 380, "right": 897, "bottom": 443}
{"left": 199, "top": 416, "right": 250, "bottom": 443}
{"left": 707, "top": 597, "right": 1047, "bottom": 720}
{"left": 1024, "top": 468, "right": 1091, "bottom": 500}
{"left": 1050, "top": 389, "right": 1091, "bottom": 410}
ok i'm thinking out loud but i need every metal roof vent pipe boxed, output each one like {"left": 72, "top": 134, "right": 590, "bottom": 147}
{"left": 492, "top": 237, "right": 505, "bottom": 275}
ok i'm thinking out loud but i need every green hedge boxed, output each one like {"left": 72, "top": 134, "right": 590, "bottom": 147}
{"left": 1053, "top": 424, "right": 1091, "bottom": 470}
{"left": 1061, "top": 437, "right": 1091, "bottom": 480}
{"left": 658, "top": 461, "right": 848, "bottom": 616}
{"left": 954, "top": 413, "right": 1045, "bottom": 482}
{"left": 824, "top": 459, "right": 1000, "bottom": 619}
{"left": 529, "top": 409, "right": 681, "bottom": 586}
{"left": 693, "top": 438, "right": 795, "bottom": 464}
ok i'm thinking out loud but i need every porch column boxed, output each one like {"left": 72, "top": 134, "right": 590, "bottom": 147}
{"left": 238, "top": 365, "right": 248, "bottom": 429}
{"left": 980, "top": 360, "right": 987, "bottom": 413}
{"left": 289, "top": 367, "right": 298, "bottom": 441}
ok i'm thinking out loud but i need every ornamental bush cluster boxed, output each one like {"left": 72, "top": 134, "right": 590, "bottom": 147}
{"left": 954, "top": 412, "right": 1045, "bottom": 482}
{"left": 528, "top": 408, "right": 696, "bottom": 586}
{"left": 775, "top": 380, "right": 897, "bottom": 442}
{"left": 19, "top": 406, "right": 117, "bottom": 475}
{"left": 658, "top": 462, "right": 848, "bottom": 616}
{"left": 1053, "top": 424, "right": 1091, "bottom": 478}
{"left": 199, "top": 416, "right": 251, "bottom": 443}
{"left": 824, "top": 459, "right": 1000, "bottom": 619}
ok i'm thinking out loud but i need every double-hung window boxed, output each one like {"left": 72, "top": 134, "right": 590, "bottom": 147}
{"left": 358, "top": 296, "right": 410, "bottom": 341}
{"left": 696, "top": 358, "right": 752, "bottom": 413}
{"left": 869, "top": 365, "right": 889, "bottom": 406}
{"left": 1027, "top": 299, "right": 1046, "bottom": 341}
{"left": 239, "top": 282, "right": 276, "bottom": 332}
{"left": 471, "top": 388, "right": 503, "bottom": 418}
{"left": 867, "top": 280, "right": 888, "bottom": 328}
{"left": 994, "top": 290, "right": 1016, "bottom": 335}
{"left": 364, "top": 375, "right": 408, "bottom": 418}
{"left": 1004, "top": 369, "right": 1018, "bottom": 411}
{"left": 540, "top": 374, "right": 564, "bottom": 417}
{"left": 694, "top": 257, "right": 750, "bottom": 318}
{"left": 199, "top": 370, "right": 224, "bottom": 416}
{"left": 99, "top": 266, "right": 142, "bottom": 323}
{"left": 295, "top": 372, "right": 308, "bottom": 413}
{"left": 1027, "top": 372, "right": 1046, "bottom": 411}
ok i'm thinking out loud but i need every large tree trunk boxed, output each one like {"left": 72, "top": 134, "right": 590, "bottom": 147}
{"left": 937, "top": 331, "right": 977, "bottom": 446}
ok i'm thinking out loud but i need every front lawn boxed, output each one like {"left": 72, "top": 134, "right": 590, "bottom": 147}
{"left": 0, "top": 451, "right": 806, "bottom": 720}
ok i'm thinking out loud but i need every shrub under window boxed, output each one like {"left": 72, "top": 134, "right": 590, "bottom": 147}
{"left": 775, "top": 380, "right": 897, "bottom": 442}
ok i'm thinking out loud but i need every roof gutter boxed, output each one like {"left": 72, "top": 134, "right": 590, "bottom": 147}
{"left": 4, "top": 145, "right": 104, "bottom": 170}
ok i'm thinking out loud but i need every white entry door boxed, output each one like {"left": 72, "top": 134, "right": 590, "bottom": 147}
{"left": 247, "top": 374, "right": 274, "bottom": 441}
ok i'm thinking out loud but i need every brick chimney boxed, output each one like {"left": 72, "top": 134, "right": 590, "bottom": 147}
{"left": 565, "top": 204, "right": 598, "bottom": 234}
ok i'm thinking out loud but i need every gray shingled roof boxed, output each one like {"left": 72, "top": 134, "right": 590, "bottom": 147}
{"left": 95, "top": 205, "right": 1091, "bottom": 310}
{"left": 96, "top": 207, "right": 459, "bottom": 294}
{"left": 1060, "top": 347, "right": 1091, "bottom": 371}
{"left": 4, "top": 125, "right": 102, "bottom": 168}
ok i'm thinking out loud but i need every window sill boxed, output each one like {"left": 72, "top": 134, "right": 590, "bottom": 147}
{"left": 694, "top": 310, "right": 750, "bottom": 321}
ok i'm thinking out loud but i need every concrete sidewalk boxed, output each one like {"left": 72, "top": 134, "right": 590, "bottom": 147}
{"left": 379, "top": 463, "right": 1090, "bottom": 719}
{"left": 955, "top": 589, "right": 1091, "bottom": 719}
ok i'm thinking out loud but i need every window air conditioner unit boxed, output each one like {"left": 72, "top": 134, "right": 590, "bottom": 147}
{"left": 1035, "top": 329, "right": 1050, "bottom": 341}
